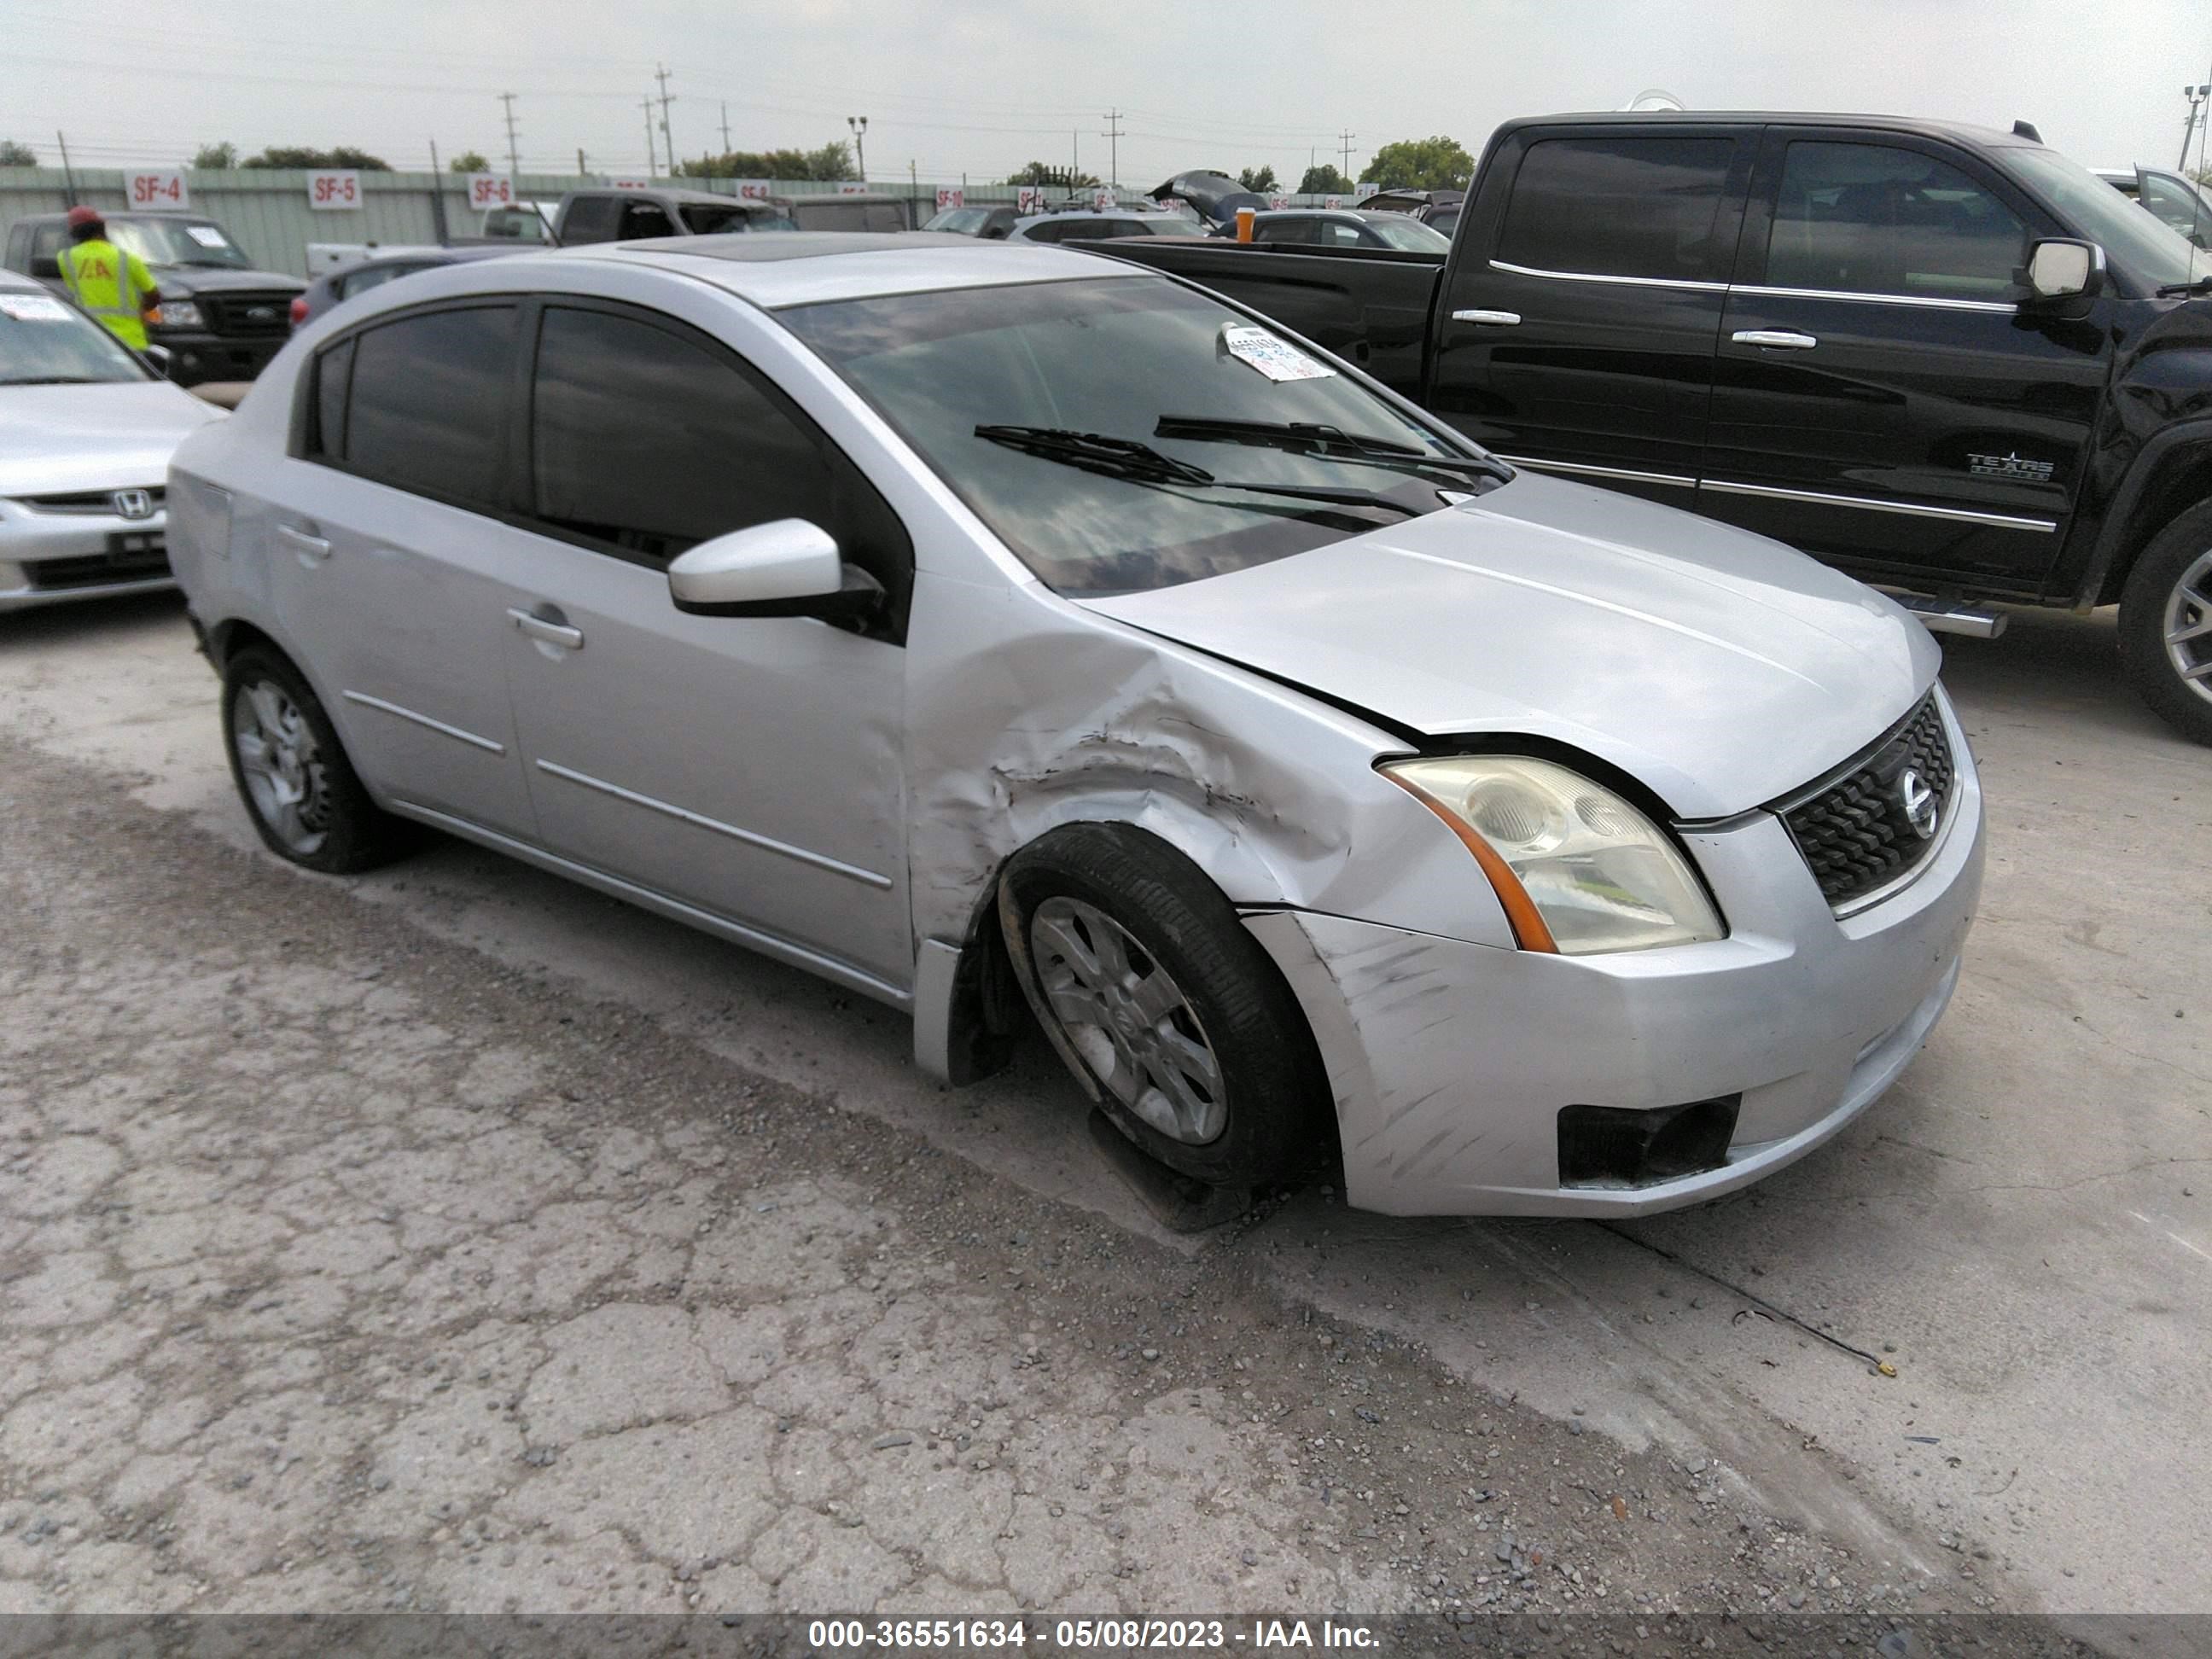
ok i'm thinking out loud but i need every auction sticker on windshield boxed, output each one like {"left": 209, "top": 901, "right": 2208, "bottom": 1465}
{"left": 0, "top": 294, "right": 72, "bottom": 323}
{"left": 185, "top": 225, "right": 230, "bottom": 248}
{"left": 1220, "top": 323, "right": 1335, "bottom": 382}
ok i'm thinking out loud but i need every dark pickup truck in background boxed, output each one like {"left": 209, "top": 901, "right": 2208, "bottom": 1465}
{"left": 3, "top": 211, "right": 306, "bottom": 387}
{"left": 1105, "top": 112, "right": 2212, "bottom": 744}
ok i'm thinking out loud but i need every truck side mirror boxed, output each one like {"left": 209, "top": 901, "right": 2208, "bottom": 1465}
{"left": 31, "top": 255, "right": 60, "bottom": 279}
{"left": 2023, "top": 239, "right": 2104, "bottom": 303}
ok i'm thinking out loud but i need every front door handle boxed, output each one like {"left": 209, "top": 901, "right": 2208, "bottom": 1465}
{"left": 276, "top": 522, "right": 330, "bottom": 564}
{"left": 1452, "top": 309, "right": 1522, "bottom": 326}
{"left": 507, "top": 607, "right": 585, "bottom": 650}
{"left": 1732, "top": 329, "right": 1819, "bottom": 350}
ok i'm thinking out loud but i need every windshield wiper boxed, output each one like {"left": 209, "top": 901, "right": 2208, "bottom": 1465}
{"left": 0, "top": 376, "right": 107, "bottom": 386}
{"left": 1153, "top": 415, "right": 1514, "bottom": 484}
{"left": 2156, "top": 276, "right": 2212, "bottom": 296}
{"left": 974, "top": 423, "right": 1424, "bottom": 518}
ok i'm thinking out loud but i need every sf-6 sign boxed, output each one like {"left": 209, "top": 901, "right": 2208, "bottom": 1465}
{"left": 128, "top": 168, "right": 188, "bottom": 210}
{"left": 465, "top": 173, "right": 514, "bottom": 210}
{"left": 307, "top": 171, "right": 361, "bottom": 210}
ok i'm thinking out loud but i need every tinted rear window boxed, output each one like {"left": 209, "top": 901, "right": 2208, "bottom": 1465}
{"left": 1497, "top": 137, "right": 1738, "bottom": 282}
{"left": 344, "top": 305, "right": 516, "bottom": 507}
{"left": 559, "top": 195, "right": 622, "bottom": 243}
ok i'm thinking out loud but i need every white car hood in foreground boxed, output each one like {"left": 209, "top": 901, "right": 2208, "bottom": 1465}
{"left": 0, "top": 381, "right": 222, "bottom": 499}
{"left": 1080, "top": 472, "right": 1940, "bottom": 819}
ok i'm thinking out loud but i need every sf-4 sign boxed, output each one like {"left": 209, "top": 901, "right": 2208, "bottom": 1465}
{"left": 465, "top": 173, "right": 513, "bottom": 210}
{"left": 308, "top": 171, "right": 361, "bottom": 210}
{"left": 128, "top": 169, "right": 188, "bottom": 210}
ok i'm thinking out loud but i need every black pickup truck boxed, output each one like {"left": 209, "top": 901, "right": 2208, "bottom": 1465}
{"left": 1103, "top": 112, "right": 2212, "bottom": 744}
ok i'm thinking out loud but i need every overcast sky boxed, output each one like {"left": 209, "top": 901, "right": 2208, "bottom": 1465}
{"left": 6, "top": 0, "right": 2211, "bottom": 185}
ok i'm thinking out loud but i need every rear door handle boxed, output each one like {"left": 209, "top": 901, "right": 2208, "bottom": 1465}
{"left": 1451, "top": 309, "right": 1522, "bottom": 326}
{"left": 276, "top": 522, "right": 329, "bottom": 564}
{"left": 507, "top": 607, "right": 585, "bottom": 650}
{"left": 1732, "top": 329, "right": 1818, "bottom": 350}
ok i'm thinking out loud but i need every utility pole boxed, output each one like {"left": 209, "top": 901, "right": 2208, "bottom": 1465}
{"left": 719, "top": 102, "right": 731, "bottom": 154}
{"left": 1338, "top": 129, "right": 1357, "bottom": 181}
{"left": 1101, "top": 108, "right": 1125, "bottom": 189}
{"left": 655, "top": 65, "right": 676, "bottom": 176}
{"left": 428, "top": 137, "right": 451, "bottom": 241}
{"left": 2184, "top": 83, "right": 2212, "bottom": 169}
{"left": 498, "top": 92, "right": 521, "bottom": 181}
{"left": 643, "top": 96, "right": 659, "bottom": 178}
{"left": 1072, "top": 129, "right": 1080, "bottom": 186}
{"left": 55, "top": 130, "right": 78, "bottom": 204}
{"left": 577, "top": 148, "right": 587, "bottom": 178}
{"left": 847, "top": 115, "right": 868, "bottom": 183}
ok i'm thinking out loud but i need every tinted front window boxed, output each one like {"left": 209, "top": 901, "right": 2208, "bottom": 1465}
{"left": 2002, "top": 147, "right": 2204, "bottom": 290}
{"left": 1498, "top": 137, "right": 1738, "bottom": 281}
{"left": 0, "top": 288, "right": 147, "bottom": 382}
{"left": 1767, "top": 142, "right": 2028, "bottom": 299}
{"left": 926, "top": 207, "right": 992, "bottom": 234}
{"left": 344, "top": 305, "right": 515, "bottom": 506}
{"left": 783, "top": 276, "right": 1494, "bottom": 597}
{"left": 529, "top": 306, "right": 826, "bottom": 565}
{"left": 559, "top": 195, "right": 622, "bottom": 243}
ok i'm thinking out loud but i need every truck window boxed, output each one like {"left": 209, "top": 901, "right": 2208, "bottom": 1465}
{"left": 559, "top": 195, "right": 623, "bottom": 244}
{"left": 1497, "top": 137, "right": 1738, "bottom": 282}
{"left": 1766, "top": 142, "right": 2028, "bottom": 300}
{"left": 620, "top": 201, "right": 678, "bottom": 238}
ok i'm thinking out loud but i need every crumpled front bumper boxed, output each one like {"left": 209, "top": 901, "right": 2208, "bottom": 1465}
{"left": 1243, "top": 697, "right": 1986, "bottom": 1217}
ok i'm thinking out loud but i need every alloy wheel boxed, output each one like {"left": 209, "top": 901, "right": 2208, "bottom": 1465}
{"left": 2164, "top": 549, "right": 2212, "bottom": 707}
{"left": 1028, "top": 896, "right": 1226, "bottom": 1144}
{"left": 231, "top": 678, "right": 333, "bottom": 857}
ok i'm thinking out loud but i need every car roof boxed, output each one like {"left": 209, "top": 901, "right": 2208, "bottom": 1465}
{"left": 567, "top": 185, "right": 782, "bottom": 208}
{"left": 0, "top": 265, "right": 47, "bottom": 293}
{"left": 329, "top": 247, "right": 517, "bottom": 277}
{"left": 1493, "top": 109, "right": 2037, "bottom": 148}
{"left": 556, "top": 233, "right": 1144, "bottom": 308}
{"left": 1252, "top": 209, "right": 1389, "bottom": 222}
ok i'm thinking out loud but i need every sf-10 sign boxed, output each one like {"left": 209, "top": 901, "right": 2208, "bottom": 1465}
{"left": 465, "top": 173, "right": 514, "bottom": 210}
{"left": 308, "top": 171, "right": 361, "bottom": 209}
{"left": 128, "top": 169, "right": 189, "bottom": 210}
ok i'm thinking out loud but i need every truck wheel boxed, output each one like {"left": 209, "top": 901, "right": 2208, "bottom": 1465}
{"left": 998, "top": 824, "right": 1334, "bottom": 1189}
{"left": 2118, "top": 502, "right": 2212, "bottom": 746}
{"left": 222, "top": 646, "right": 414, "bottom": 873}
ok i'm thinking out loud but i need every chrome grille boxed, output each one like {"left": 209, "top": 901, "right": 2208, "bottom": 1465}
{"left": 16, "top": 487, "right": 166, "bottom": 515}
{"left": 197, "top": 292, "right": 295, "bottom": 337}
{"left": 1778, "top": 695, "right": 1954, "bottom": 911}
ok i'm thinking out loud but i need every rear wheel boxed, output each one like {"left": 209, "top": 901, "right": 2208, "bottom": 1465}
{"left": 2118, "top": 502, "right": 2212, "bottom": 746}
{"left": 221, "top": 646, "right": 413, "bottom": 872}
{"left": 998, "top": 824, "right": 1333, "bottom": 1188}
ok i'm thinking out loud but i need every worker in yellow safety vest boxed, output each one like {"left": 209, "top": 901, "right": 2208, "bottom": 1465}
{"left": 57, "top": 206, "right": 159, "bottom": 351}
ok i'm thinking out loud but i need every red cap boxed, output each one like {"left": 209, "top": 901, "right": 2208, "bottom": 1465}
{"left": 66, "top": 205, "right": 102, "bottom": 229}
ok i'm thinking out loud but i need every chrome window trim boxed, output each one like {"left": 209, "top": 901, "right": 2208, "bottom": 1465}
{"left": 341, "top": 690, "right": 507, "bottom": 754}
{"left": 1697, "top": 479, "right": 2057, "bottom": 533}
{"left": 1497, "top": 454, "right": 1697, "bottom": 490}
{"left": 1486, "top": 259, "right": 1729, "bottom": 294}
{"left": 533, "top": 758, "right": 894, "bottom": 890}
{"left": 1730, "top": 282, "right": 2018, "bottom": 315}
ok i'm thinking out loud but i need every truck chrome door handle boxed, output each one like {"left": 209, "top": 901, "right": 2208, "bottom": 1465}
{"left": 507, "top": 607, "right": 585, "bottom": 650}
{"left": 1732, "top": 329, "right": 1818, "bottom": 350}
{"left": 276, "top": 523, "right": 329, "bottom": 564}
{"left": 1452, "top": 309, "right": 1522, "bottom": 326}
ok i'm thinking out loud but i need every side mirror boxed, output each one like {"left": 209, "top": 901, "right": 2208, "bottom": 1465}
{"left": 31, "top": 255, "right": 61, "bottom": 280}
{"left": 141, "top": 343, "right": 174, "bottom": 377}
{"left": 2024, "top": 238, "right": 2104, "bottom": 302}
{"left": 667, "top": 519, "right": 885, "bottom": 623}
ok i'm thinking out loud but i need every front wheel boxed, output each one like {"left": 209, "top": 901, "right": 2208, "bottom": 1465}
{"left": 998, "top": 824, "right": 1333, "bottom": 1188}
{"left": 2118, "top": 502, "right": 2212, "bottom": 746}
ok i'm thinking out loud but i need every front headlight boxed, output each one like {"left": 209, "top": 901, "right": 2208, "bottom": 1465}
{"left": 149, "top": 300, "right": 202, "bottom": 329}
{"left": 1382, "top": 755, "right": 1724, "bottom": 955}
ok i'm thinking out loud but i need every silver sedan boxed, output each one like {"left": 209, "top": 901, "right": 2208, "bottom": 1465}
{"left": 165, "top": 236, "right": 1983, "bottom": 1216}
{"left": 0, "top": 271, "right": 222, "bottom": 611}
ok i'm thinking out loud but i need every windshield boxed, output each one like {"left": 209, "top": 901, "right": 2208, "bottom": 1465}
{"left": 0, "top": 288, "right": 148, "bottom": 383}
{"left": 926, "top": 207, "right": 992, "bottom": 234}
{"left": 108, "top": 218, "right": 253, "bottom": 270}
{"left": 1369, "top": 216, "right": 1452, "bottom": 253}
{"left": 782, "top": 276, "right": 1497, "bottom": 596}
{"left": 2002, "top": 148, "right": 2210, "bottom": 290}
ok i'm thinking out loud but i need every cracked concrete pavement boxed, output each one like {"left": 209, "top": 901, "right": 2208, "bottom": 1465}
{"left": 0, "top": 594, "right": 2205, "bottom": 1621}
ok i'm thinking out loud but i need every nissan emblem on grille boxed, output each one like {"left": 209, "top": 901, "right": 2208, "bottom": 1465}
{"left": 111, "top": 489, "right": 154, "bottom": 521}
{"left": 1898, "top": 769, "right": 1939, "bottom": 840}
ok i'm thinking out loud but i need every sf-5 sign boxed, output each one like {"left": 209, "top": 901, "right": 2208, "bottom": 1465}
{"left": 308, "top": 171, "right": 361, "bottom": 210}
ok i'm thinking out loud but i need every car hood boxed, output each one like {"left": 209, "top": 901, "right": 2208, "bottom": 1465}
{"left": 1077, "top": 471, "right": 1940, "bottom": 818}
{"left": 0, "top": 381, "right": 224, "bottom": 498}
{"left": 151, "top": 266, "right": 306, "bottom": 295}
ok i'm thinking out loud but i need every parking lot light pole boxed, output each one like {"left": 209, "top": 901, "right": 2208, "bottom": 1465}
{"left": 2184, "top": 84, "right": 2212, "bottom": 169}
{"left": 848, "top": 115, "right": 869, "bottom": 183}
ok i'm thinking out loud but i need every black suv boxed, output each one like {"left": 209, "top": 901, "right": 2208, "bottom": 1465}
{"left": 4, "top": 212, "right": 306, "bottom": 386}
{"left": 1112, "top": 114, "right": 2212, "bottom": 742}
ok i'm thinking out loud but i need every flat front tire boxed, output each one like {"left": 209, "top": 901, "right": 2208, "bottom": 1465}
{"left": 998, "top": 824, "right": 1333, "bottom": 1188}
{"left": 2118, "top": 501, "right": 2212, "bottom": 746}
{"left": 221, "top": 646, "right": 412, "bottom": 873}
